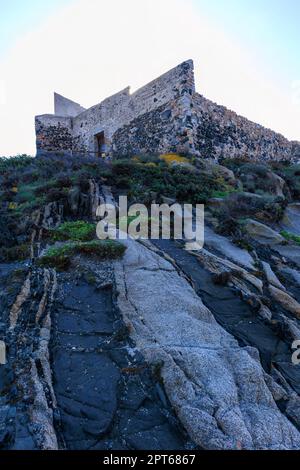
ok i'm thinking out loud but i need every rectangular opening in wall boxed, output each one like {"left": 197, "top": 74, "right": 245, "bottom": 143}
{"left": 94, "top": 131, "right": 106, "bottom": 158}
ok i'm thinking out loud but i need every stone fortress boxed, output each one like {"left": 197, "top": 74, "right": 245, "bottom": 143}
{"left": 35, "top": 60, "right": 300, "bottom": 162}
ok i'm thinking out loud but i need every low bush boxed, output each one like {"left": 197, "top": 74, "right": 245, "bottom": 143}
{"left": 37, "top": 240, "right": 126, "bottom": 270}
{"left": 159, "top": 154, "right": 190, "bottom": 165}
{"left": 224, "top": 192, "right": 286, "bottom": 223}
{"left": 15, "top": 183, "right": 40, "bottom": 204}
{"left": 50, "top": 220, "right": 96, "bottom": 242}
{"left": 15, "top": 196, "right": 46, "bottom": 214}
{"left": 219, "top": 157, "right": 251, "bottom": 173}
{"left": 0, "top": 155, "right": 32, "bottom": 173}
{"left": 109, "top": 158, "right": 232, "bottom": 205}
{"left": 45, "top": 188, "right": 68, "bottom": 203}
{"left": 280, "top": 230, "right": 300, "bottom": 246}
{"left": 215, "top": 216, "right": 240, "bottom": 237}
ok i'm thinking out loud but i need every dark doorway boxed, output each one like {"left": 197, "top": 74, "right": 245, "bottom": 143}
{"left": 95, "top": 131, "right": 106, "bottom": 158}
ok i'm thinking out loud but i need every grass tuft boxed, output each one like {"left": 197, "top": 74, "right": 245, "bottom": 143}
{"left": 37, "top": 240, "right": 126, "bottom": 270}
{"left": 280, "top": 230, "right": 300, "bottom": 245}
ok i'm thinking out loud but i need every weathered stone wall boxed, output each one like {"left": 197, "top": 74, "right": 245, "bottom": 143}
{"left": 128, "top": 59, "right": 195, "bottom": 118}
{"left": 35, "top": 115, "right": 73, "bottom": 156}
{"left": 110, "top": 92, "right": 300, "bottom": 162}
{"left": 191, "top": 93, "right": 298, "bottom": 162}
{"left": 72, "top": 88, "right": 131, "bottom": 154}
{"left": 71, "top": 60, "right": 195, "bottom": 155}
{"left": 112, "top": 89, "right": 300, "bottom": 161}
{"left": 111, "top": 102, "right": 175, "bottom": 157}
{"left": 112, "top": 94, "right": 195, "bottom": 157}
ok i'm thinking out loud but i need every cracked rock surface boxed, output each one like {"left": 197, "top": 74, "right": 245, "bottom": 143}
{"left": 0, "top": 259, "right": 194, "bottom": 450}
{"left": 114, "top": 237, "right": 300, "bottom": 449}
{"left": 51, "top": 266, "right": 193, "bottom": 450}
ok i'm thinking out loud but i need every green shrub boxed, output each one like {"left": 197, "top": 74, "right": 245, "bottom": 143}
{"left": 37, "top": 240, "right": 126, "bottom": 270}
{"left": 108, "top": 158, "right": 231, "bottom": 204}
{"left": 37, "top": 246, "right": 70, "bottom": 270}
{"left": 15, "top": 182, "right": 41, "bottom": 204}
{"left": 236, "top": 163, "right": 286, "bottom": 196}
{"left": 280, "top": 230, "right": 300, "bottom": 245}
{"left": 219, "top": 157, "right": 251, "bottom": 173}
{"left": 215, "top": 216, "right": 240, "bottom": 237}
{"left": 239, "top": 163, "right": 269, "bottom": 178}
{"left": 45, "top": 188, "right": 68, "bottom": 203}
{"left": 211, "top": 189, "right": 236, "bottom": 199}
{"left": 50, "top": 220, "right": 96, "bottom": 242}
{"left": 224, "top": 192, "right": 285, "bottom": 223}
{"left": 34, "top": 178, "right": 72, "bottom": 197}
{"left": 0, "top": 155, "right": 32, "bottom": 173}
{"left": 74, "top": 240, "right": 126, "bottom": 257}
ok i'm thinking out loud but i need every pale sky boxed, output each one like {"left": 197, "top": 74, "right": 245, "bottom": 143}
{"left": 0, "top": 0, "right": 299, "bottom": 156}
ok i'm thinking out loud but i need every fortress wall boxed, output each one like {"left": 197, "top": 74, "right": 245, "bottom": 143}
{"left": 34, "top": 61, "right": 196, "bottom": 156}
{"left": 35, "top": 115, "right": 73, "bottom": 155}
{"left": 128, "top": 60, "right": 195, "bottom": 118}
{"left": 192, "top": 93, "right": 296, "bottom": 161}
{"left": 72, "top": 88, "right": 131, "bottom": 153}
{"left": 111, "top": 102, "right": 176, "bottom": 157}
{"left": 112, "top": 89, "right": 300, "bottom": 161}
{"left": 72, "top": 60, "right": 195, "bottom": 154}
{"left": 35, "top": 59, "right": 299, "bottom": 161}
{"left": 112, "top": 95, "right": 196, "bottom": 157}
{"left": 54, "top": 93, "right": 86, "bottom": 117}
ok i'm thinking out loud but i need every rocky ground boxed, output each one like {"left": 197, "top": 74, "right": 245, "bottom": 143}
{"left": 1, "top": 153, "right": 300, "bottom": 450}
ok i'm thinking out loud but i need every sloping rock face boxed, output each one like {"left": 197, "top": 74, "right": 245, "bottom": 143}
{"left": 204, "top": 225, "right": 255, "bottom": 270}
{"left": 0, "top": 262, "right": 194, "bottom": 451}
{"left": 114, "top": 238, "right": 300, "bottom": 449}
{"left": 0, "top": 185, "right": 194, "bottom": 451}
{"left": 281, "top": 203, "right": 300, "bottom": 236}
{"left": 51, "top": 266, "right": 193, "bottom": 451}
{"left": 150, "top": 238, "right": 300, "bottom": 395}
{"left": 0, "top": 265, "right": 58, "bottom": 450}
{"left": 244, "top": 219, "right": 284, "bottom": 244}
{"left": 236, "top": 163, "right": 287, "bottom": 197}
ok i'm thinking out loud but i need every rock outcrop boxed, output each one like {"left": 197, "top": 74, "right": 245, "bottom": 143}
{"left": 3, "top": 154, "right": 300, "bottom": 451}
{"left": 114, "top": 237, "right": 300, "bottom": 449}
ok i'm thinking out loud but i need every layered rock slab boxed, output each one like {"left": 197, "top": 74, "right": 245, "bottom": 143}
{"left": 51, "top": 270, "right": 191, "bottom": 450}
{"left": 114, "top": 238, "right": 300, "bottom": 449}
